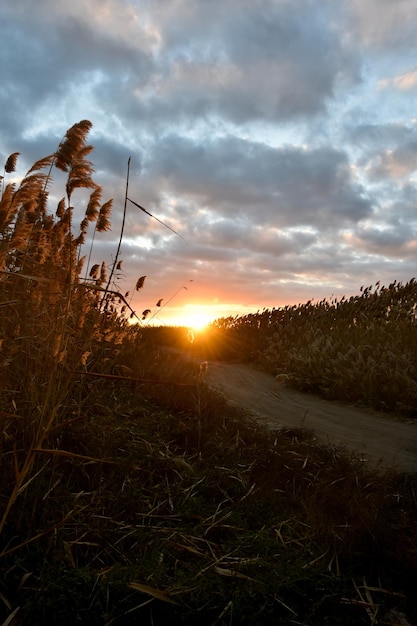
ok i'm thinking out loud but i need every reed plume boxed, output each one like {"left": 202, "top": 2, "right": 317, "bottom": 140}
{"left": 54, "top": 120, "right": 93, "bottom": 172}
{"left": 136, "top": 275, "right": 146, "bottom": 290}
{"left": 4, "top": 152, "right": 20, "bottom": 174}
{"left": 85, "top": 186, "right": 102, "bottom": 222}
{"left": 96, "top": 199, "right": 112, "bottom": 232}
{"left": 0, "top": 120, "right": 144, "bottom": 540}
{"left": 0, "top": 183, "right": 17, "bottom": 233}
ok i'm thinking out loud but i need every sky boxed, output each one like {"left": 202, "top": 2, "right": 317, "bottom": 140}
{"left": 1, "top": 0, "right": 417, "bottom": 327}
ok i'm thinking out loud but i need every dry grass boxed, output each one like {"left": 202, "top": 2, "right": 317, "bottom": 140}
{"left": 0, "top": 122, "right": 132, "bottom": 535}
{"left": 210, "top": 281, "right": 417, "bottom": 416}
{"left": 1, "top": 344, "right": 416, "bottom": 625}
{"left": 0, "top": 125, "right": 416, "bottom": 624}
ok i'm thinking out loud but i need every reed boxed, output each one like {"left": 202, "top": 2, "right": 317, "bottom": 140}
{"left": 0, "top": 125, "right": 416, "bottom": 625}
{"left": 212, "top": 280, "right": 417, "bottom": 415}
{"left": 0, "top": 122, "right": 126, "bottom": 534}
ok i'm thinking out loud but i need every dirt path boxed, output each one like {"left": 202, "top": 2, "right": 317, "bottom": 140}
{"left": 204, "top": 360, "right": 417, "bottom": 473}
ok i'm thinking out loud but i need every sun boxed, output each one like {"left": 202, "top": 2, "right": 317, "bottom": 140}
{"left": 181, "top": 309, "right": 212, "bottom": 332}
{"left": 192, "top": 321, "right": 208, "bottom": 332}
{"left": 187, "top": 314, "right": 210, "bottom": 332}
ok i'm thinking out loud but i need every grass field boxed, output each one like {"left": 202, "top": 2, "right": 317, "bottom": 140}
{"left": 1, "top": 123, "right": 416, "bottom": 625}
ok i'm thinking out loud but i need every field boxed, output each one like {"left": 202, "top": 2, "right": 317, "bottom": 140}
{"left": 0, "top": 123, "right": 416, "bottom": 625}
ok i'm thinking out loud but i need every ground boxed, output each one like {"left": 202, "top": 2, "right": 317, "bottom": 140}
{"left": 202, "top": 359, "right": 417, "bottom": 473}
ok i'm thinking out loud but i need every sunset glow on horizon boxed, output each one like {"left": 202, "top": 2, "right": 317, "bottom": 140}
{"left": 179, "top": 309, "right": 212, "bottom": 331}
{"left": 150, "top": 303, "right": 231, "bottom": 329}
{"left": 2, "top": 1, "right": 417, "bottom": 324}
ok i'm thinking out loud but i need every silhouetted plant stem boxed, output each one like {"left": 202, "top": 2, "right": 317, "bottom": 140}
{"left": 102, "top": 157, "right": 130, "bottom": 307}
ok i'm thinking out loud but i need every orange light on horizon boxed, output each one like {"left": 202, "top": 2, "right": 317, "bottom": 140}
{"left": 157, "top": 303, "right": 220, "bottom": 330}
{"left": 179, "top": 310, "right": 212, "bottom": 331}
{"left": 145, "top": 302, "right": 259, "bottom": 329}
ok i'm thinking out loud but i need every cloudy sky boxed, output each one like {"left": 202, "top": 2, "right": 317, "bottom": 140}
{"left": 2, "top": 0, "right": 417, "bottom": 326}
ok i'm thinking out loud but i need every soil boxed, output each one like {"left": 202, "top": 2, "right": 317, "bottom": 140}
{"left": 203, "top": 359, "right": 417, "bottom": 473}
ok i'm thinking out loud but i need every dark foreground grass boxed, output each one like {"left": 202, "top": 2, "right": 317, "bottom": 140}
{"left": 1, "top": 349, "right": 416, "bottom": 626}
{"left": 3, "top": 124, "right": 415, "bottom": 624}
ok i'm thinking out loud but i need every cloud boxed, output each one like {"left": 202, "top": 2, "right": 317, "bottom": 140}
{"left": 2, "top": 0, "right": 362, "bottom": 141}
{"left": 141, "top": 134, "right": 373, "bottom": 228}
{"left": 1, "top": 0, "right": 417, "bottom": 323}
{"left": 349, "top": 0, "right": 417, "bottom": 51}
{"left": 1, "top": 1, "right": 155, "bottom": 141}
{"left": 127, "top": 0, "right": 361, "bottom": 124}
{"left": 347, "top": 224, "right": 417, "bottom": 258}
{"left": 367, "top": 145, "right": 417, "bottom": 180}
{"left": 345, "top": 120, "right": 417, "bottom": 185}
{"left": 379, "top": 69, "right": 417, "bottom": 91}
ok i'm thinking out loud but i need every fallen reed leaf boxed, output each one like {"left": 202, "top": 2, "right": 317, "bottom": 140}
{"left": 128, "top": 582, "right": 180, "bottom": 605}
{"left": 0, "top": 606, "right": 20, "bottom": 626}
{"left": 214, "top": 567, "right": 257, "bottom": 581}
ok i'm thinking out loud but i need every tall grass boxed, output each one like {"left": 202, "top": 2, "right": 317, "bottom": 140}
{"left": 1, "top": 124, "right": 416, "bottom": 624}
{"left": 0, "top": 121, "right": 129, "bottom": 535}
{"left": 211, "top": 280, "right": 417, "bottom": 414}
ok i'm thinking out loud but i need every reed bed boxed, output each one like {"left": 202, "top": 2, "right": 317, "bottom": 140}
{"left": 0, "top": 124, "right": 416, "bottom": 624}
{"left": 210, "top": 281, "right": 417, "bottom": 415}
{"left": 0, "top": 121, "right": 132, "bottom": 537}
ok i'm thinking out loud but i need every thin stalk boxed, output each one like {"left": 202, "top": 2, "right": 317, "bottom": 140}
{"left": 84, "top": 221, "right": 98, "bottom": 280}
{"left": 101, "top": 157, "right": 130, "bottom": 307}
{"left": 145, "top": 281, "right": 193, "bottom": 325}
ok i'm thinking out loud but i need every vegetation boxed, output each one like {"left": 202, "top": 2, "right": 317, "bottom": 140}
{"left": 0, "top": 123, "right": 416, "bottom": 625}
{"left": 208, "top": 281, "right": 417, "bottom": 416}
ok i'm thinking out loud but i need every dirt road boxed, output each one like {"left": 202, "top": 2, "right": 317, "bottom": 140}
{"left": 204, "top": 360, "right": 417, "bottom": 473}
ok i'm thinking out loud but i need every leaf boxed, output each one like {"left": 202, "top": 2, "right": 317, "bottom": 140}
{"left": 26, "top": 154, "right": 55, "bottom": 175}
{"left": 172, "top": 457, "right": 194, "bottom": 474}
{"left": 214, "top": 567, "right": 256, "bottom": 581}
{"left": 128, "top": 582, "right": 179, "bottom": 605}
{"left": 0, "top": 270, "right": 54, "bottom": 283}
{"left": 1, "top": 606, "right": 21, "bottom": 626}
{"left": 127, "top": 197, "right": 187, "bottom": 243}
